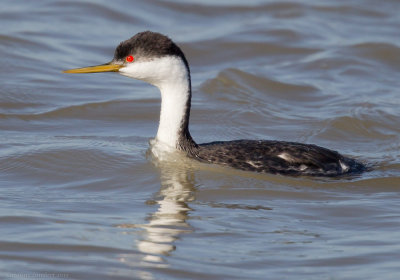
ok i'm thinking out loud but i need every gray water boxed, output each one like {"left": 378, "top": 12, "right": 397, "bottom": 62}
{"left": 1, "top": 0, "right": 400, "bottom": 279}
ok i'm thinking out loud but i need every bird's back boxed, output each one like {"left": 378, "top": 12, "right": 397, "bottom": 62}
{"left": 195, "top": 140, "right": 365, "bottom": 176}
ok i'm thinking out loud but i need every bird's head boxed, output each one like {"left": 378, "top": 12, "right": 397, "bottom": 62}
{"left": 64, "top": 31, "right": 190, "bottom": 88}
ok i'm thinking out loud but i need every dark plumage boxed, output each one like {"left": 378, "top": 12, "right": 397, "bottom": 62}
{"left": 194, "top": 140, "right": 365, "bottom": 176}
{"left": 113, "top": 31, "right": 190, "bottom": 71}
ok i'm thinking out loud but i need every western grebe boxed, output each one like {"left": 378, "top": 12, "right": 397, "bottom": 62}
{"left": 64, "top": 31, "right": 365, "bottom": 176}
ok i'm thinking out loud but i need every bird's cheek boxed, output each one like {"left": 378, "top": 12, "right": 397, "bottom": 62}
{"left": 119, "top": 65, "right": 139, "bottom": 77}
{"left": 118, "top": 65, "right": 157, "bottom": 85}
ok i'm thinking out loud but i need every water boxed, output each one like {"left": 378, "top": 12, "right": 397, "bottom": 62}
{"left": 1, "top": 0, "right": 400, "bottom": 279}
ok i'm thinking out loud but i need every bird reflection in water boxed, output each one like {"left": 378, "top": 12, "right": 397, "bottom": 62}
{"left": 118, "top": 154, "right": 197, "bottom": 270}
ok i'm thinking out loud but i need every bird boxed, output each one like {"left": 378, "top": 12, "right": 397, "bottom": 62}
{"left": 63, "top": 31, "right": 366, "bottom": 177}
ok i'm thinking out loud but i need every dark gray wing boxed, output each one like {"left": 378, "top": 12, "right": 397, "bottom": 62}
{"left": 196, "top": 140, "right": 365, "bottom": 176}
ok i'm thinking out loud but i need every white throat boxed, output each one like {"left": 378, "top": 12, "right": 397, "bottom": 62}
{"left": 157, "top": 78, "right": 189, "bottom": 149}
{"left": 119, "top": 56, "right": 191, "bottom": 150}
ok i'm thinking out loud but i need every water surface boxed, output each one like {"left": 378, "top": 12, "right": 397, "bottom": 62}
{"left": 1, "top": 0, "right": 400, "bottom": 279}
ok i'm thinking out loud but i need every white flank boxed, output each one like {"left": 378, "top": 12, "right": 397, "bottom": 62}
{"left": 339, "top": 160, "right": 349, "bottom": 172}
{"left": 299, "top": 164, "right": 308, "bottom": 171}
{"left": 277, "top": 152, "right": 294, "bottom": 162}
{"left": 246, "top": 160, "right": 260, "bottom": 168}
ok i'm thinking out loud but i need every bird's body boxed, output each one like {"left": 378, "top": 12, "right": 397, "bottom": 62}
{"left": 64, "top": 31, "right": 366, "bottom": 177}
{"left": 196, "top": 140, "right": 365, "bottom": 176}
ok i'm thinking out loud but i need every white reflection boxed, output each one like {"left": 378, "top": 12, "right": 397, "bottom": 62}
{"left": 119, "top": 152, "right": 197, "bottom": 276}
{"left": 139, "top": 164, "right": 195, "bottom": 261}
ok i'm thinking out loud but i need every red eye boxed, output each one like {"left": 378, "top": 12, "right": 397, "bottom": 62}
{"left": 126, "top": 55, "right": 134, "bottom": 62}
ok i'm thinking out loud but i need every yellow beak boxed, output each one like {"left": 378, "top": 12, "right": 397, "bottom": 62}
{"left": 63, "top": 62, "right": 122, "bottom": 74}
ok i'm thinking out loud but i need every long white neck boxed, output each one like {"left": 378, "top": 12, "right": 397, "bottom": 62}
{"left": 156, "top": 73, "right": 190, "bottom": 149}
